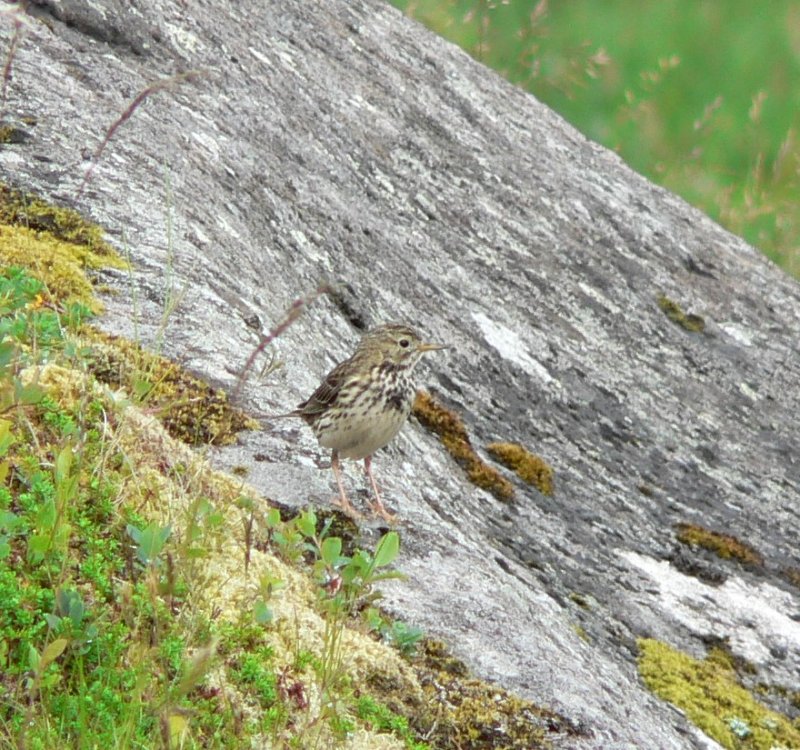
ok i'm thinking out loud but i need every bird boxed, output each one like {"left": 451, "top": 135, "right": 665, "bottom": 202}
{"left": 286, "top": 322, "right": 447, "bottom": 520}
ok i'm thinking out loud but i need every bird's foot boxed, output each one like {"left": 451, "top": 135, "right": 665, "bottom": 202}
{"left": 367, "top": 498, "right": 397, "bottom": 524}
{"left": 331, "top": 494, "right": 363, "bottom": 520}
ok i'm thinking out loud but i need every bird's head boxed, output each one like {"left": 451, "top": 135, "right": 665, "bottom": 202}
{"left": 359, "top": 323, "right": 448, "bottom": 368}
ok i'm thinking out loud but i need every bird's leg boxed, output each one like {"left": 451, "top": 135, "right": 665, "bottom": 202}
{"left": 330, "top": 450, "right": 360, "bottom": 518}
{"left": 364, "top": 454, "right": 396, "bottom": 522}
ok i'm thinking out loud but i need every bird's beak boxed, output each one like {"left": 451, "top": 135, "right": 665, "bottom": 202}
{"left": 418, "top": 342, "right": 449, "bottom": 352}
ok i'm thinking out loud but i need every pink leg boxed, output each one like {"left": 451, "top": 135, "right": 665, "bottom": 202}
{"left": 364, "top": 454, "right": 396, "bottom": 522}
{"left": 330, "top": 451, "right": 360, "bottom": 518}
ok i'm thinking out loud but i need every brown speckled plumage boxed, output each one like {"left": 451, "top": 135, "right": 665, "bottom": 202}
{"left": 289, "top": 323, "right": 446, "bottom": 520}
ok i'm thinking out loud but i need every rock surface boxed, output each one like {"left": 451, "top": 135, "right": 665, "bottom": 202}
{"left": 3, "top": 1, "right": 799, "bottom": 748}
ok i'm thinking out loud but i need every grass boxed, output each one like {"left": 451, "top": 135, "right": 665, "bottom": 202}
{"left": 391, "top": 0, "right": 800, "bottom": 276}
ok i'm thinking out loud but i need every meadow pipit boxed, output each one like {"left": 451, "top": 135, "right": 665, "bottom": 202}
{"left": 287, "top": 323, "right": 447, "bottom": 520}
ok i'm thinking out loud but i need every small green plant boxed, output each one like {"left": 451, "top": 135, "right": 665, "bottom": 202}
{"left": 254, "top": 572, "right": 284, "bottom": 625}
{"left": 44, "top": 587, "right": 98, "bottom": 651}
{"left": 0, "top": 268, "right": 61, "bottom": 414}
{"left": 356, "top": 695, "right": 429, "bottom": 749}
{"left": 365, "top": 607, "right": 425, "bottom": 657}
{"left": 26, "top": 442, "right": 76, "bottom": 564}
{"left": 305, "top": 522, "right": 404, "bottom": 748}
{"left": 257, "top": 507, "right": 415, "bottom": 746}
{"left": 126, "top": 521, "right": 172, "bottom": 566}
{"left": 264, "top": 505, "right": 312, "bottom": 563}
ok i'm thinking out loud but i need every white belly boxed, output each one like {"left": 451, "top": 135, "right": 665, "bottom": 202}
{"left": 314, "top": 402, "right": 411, "bottom": 459}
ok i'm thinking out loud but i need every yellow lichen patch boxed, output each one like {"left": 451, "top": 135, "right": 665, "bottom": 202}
{"left": 0, "top": 183, "right": 119, "bottom": 258}
{"left": 0, "top": 185, "right": 126, "bottom": 312}
{"left": 0, "top": 125, "right": 22, "bottom": 144}
{"left": 412, "top": 391, "right": 514, "bottom": 502}
{"left": 81, "top": 328, "right": 258, "bottom": 446}
{"left": 486, "top": 442, "right": 554, "bottom": 496}
{"left": 0, "top": 225, "right": 103, "bottom": 311}
{"left": 407, "top": 640, "right": 578, "bottom": 749}
{"left": 638, "top": 638, "right": 800, "bottom": 750}
{"left": 781, "top": 566, "right": 800, "bottom": 590}
{"left": 657, "top": 293, "right": 706, "bottom": 333}
{"left": 675, "top": 523, "right": 764, "bottom": 567}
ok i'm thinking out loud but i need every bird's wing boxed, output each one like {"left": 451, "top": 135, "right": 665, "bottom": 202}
{"left": 293, "top": 358, "right": 350, "bottom": 417}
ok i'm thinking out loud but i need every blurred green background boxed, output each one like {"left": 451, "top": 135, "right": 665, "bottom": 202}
{"left": 390, "top": 0, "right": 800, "bottom": 277}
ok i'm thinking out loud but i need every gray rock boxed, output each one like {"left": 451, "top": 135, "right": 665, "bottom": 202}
{"left": 2, "top": 1, "right": 798, "bottom": 747}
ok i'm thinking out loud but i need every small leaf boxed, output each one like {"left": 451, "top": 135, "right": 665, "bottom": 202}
{"left": 54, "top": 444, "right": 74, "bottom": 484}
{"left": 128, "top": 522, "right": 171, "bottom": 565}
{"left": 126, "top": 524, "right": 142, "bottom": 544}
{"left": 254, "top": 600, "right": 274, "bottom": 625}
{"left": 167, "top": 712, "right": 189, "bottom": 744}
{"left": 28, "top": 644, "right": 40, "bottom": 671}
{"left": 296, "top": 509, "right": 317, "bottom": 538}
{"left": 41, "top": 638, "right": 68, "bottom": 667}
{"left": 373, "top": 532, "right": 399, "bottom": 568}
{"left": 35, "top": 498, "right": 56, "bottom": 529}
{"left": 132, "top": 378, "right": 153, "bottom": 401}
{"left": 0, "top": 419, "right": 13, "bottom": 454}
{"left": 68, "top": 597, "right": 85, "bottom": 627}
{"left": 15, "top": 382, "right": 45, "bottom": 406}
{"left": 320, "top": 537, "right": 342, "bottom": 566}
{"left": 27, "top": 533, "right": 49, "bottom": 563}
{"left": 265, "top": 507, "right": 281, "bottom": 528}
{"left": 44, "top": 613, "right": 61, "bottom": 630}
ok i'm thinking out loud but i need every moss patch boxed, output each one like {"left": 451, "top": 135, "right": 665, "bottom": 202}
{"left": 780, "top": 566, "right": 800, "bottom": 591}
{"left": 413, "top": 392, "right": 514, "bottom": 502}
{"left": 486, "top": 442, "right": 554, "bottom": 496}
{"left": 638, "top": 638, "right": 800, "bottom": 750}
{"left": 0, "top": 184, "right": 125, "bottom": 312}
{"left": 0, "top": 184, "right": 118, "bottom": 256}
{"left": 405, "top": 640, "right": 580, "bottom": 749}
{"left": 657, "top": 293, "right": 706, "bottom": 332}
{"left": 675, "top": 523, "right": 764, "bottom": 567}
{"left": 82, "top": 328, "right": 258, "bottom": 446}
{"left": 0, "top": 187, "right": 253, "bottom": 447}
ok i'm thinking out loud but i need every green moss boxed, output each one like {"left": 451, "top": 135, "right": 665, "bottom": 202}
{"left": 413, "top": 392, "right": 514, "bottom": 502}
{"left": 82, "top": 328, "right": 258, "bottom": 446}
{"left": 0, "top": 184, "right": 120, "bottom": 257}
{"left": 657, "top": 293, "right": 706, "bottom": 332}
{"left": 355, "top": 695, "right": 425, "bottom": 748}
{"left": 0, "top": 185, "right": 126, "bottom": 313}
{"left": 406, "top": 641, "right": 578, "bottom": 749}
{"left": 0, "top": 125, "right": 20, "bottom": 144}
{"left": 638, "top": 638, "right": 800, "bottom": 750}
{"left": 232, "top": 651, "right": 278, "bottom": 706}
{"left": 675, "top": 523, "right": 764, "bottom": 566}
{"left": 486, "top": 442, "right": 554, "bottom": 496}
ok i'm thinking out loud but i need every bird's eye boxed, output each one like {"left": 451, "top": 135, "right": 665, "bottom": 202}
{"left": 399, "top": 339, "right": 410, "bottom": 348}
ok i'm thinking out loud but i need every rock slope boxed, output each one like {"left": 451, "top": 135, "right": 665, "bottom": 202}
{"left": 3, "top": 1, "right": 799, "bottom": 747}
